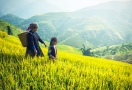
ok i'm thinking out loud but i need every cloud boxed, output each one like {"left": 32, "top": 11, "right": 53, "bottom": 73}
{"left": 46, "top": 0, "right": 131, "bottom": 11}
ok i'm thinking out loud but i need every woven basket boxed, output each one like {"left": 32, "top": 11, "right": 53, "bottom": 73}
{"left": 18, "top": 32, "right": 28, "bottom": 47}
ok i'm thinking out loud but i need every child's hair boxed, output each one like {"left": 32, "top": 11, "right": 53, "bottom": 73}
{"left": 50, "top": 37, "right": 57, "bottom": 45}
{"left": 26, "top": 23, "right": 38, "bottom": 31}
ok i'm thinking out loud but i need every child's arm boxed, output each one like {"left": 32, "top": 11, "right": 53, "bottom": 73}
{"left": 49, "top": 55, "right": 57, "bottom": 59}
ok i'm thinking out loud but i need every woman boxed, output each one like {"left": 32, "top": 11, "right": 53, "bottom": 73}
{"left": 25, "top": 23, "right": 47, "bottom": 57}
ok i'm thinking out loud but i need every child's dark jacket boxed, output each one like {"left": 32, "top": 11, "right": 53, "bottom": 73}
{"left": 48, "top": 45, "right": 57, "bottom": 58}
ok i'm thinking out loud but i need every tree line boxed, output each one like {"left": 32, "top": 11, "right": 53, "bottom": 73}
{"left": 80, "top": 43, "right": 132, "bottom": 57}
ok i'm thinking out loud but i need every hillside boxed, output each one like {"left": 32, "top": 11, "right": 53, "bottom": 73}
{"left": 91, "top": 42, "right": 132, "bottom": 63}
{"left": 0, "top": 14, "right": 25, "bottom": 26}
{"left": 0, "top": 30, "right": 132, "bottom": 89}
{"left": 0, "top": 20, "right": 23, "bottom": 36}
{"left": 0, "top": 20, "right": 81, "bottom": 54}
{"left": 1, "top": 1, "right": 132, "bottom": 48}
{"left": 0, "top": 19, "right": 131, "bottom": 63}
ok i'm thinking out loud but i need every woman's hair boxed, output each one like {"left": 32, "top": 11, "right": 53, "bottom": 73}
{"left": 50, "top": 37, "right": 58, "bottom": 45}
{"left": 26, "top": 23, "right": 38, "bottom": 31}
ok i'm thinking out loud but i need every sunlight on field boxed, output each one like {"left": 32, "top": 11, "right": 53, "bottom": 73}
{"left": 0, "top": 35, "right": 132, "bottom": 90}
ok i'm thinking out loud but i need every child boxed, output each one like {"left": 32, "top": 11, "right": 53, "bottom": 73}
{"left": 48, "top": 37, "right": 58, "bottom": 60}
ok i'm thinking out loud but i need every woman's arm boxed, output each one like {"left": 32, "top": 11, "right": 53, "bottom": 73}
{"left": 37, "top": 33, "right": 47, "bottom": 47}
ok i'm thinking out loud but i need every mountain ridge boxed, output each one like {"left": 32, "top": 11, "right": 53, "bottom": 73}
{"left": 0, "top": 1, "right": 132, "bottom": 48}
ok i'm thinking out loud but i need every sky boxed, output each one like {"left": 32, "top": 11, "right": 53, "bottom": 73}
{"left": 45, "top": 0, "right": 130, "bottom": 11}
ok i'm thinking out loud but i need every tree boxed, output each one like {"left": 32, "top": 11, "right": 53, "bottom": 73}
{"left": 79, "top": 44, "right": 93, "bottom": 56}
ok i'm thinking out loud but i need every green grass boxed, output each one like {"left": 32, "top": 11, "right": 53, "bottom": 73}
{"left": 0, "top": 31, "right": 132, "bottom": 90}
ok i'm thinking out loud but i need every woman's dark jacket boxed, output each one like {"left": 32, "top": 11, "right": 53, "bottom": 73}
{"left": 25, "top": 30, "right": 44, "bottom": 57}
